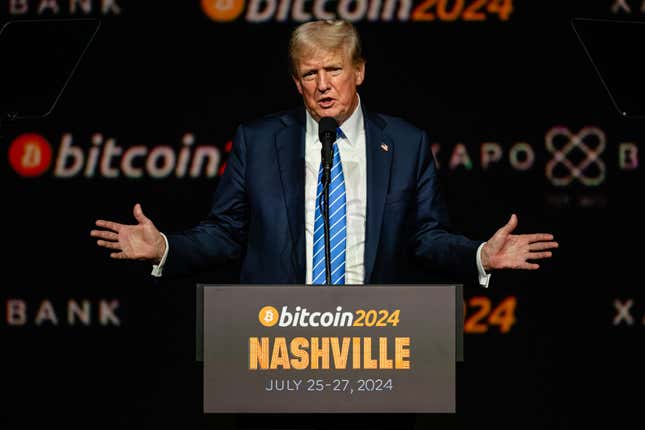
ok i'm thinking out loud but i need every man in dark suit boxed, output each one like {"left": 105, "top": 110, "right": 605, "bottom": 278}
{"left": 91, "top": 19, "right": 557, "bottom": 286}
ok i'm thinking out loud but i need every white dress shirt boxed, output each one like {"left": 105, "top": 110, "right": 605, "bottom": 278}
{"left": 153, "top": 99, "right": 490, "bottom": 287}
{"left": 304, "top": 99, "right": 366, "bottom": 285}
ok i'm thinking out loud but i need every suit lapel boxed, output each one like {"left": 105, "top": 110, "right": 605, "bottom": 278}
{"left": 275, "top": 109, "right": 306, "bottom": 282}
{"left": 364, "top": 111, "right": 392, "bottom": 283}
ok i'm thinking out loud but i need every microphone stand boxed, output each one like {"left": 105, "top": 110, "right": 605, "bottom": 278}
{"left": 318, "top": 117, "right": 337, "bottom": 286}
{"left": 321, "top": 165, "right": 332, "bottom": 285}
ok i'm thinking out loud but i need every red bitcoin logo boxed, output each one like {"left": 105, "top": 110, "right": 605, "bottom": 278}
{"left": 8, "top": 133, "right": 53, "bottom": 177}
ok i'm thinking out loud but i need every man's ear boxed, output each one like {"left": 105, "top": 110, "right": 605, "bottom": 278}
{"left": 292, "top": 75, "right": 304, "bottom": 95}
{"left": 355, "top": 62, "right": 365, "bottom": 86}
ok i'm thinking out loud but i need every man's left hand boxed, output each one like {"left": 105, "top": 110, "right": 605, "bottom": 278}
{"left": 481, "top": 214, "right": 559, "bottom": 271}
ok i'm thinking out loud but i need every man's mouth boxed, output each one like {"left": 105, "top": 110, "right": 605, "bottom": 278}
{"left": 318, "top": 97, "right": 335, "bottom": 108}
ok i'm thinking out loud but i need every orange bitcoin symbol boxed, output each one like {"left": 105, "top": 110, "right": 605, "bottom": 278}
{"left": 8, "top": 133, "right": 52, "bottom": 177}
{"left": 201, "top": 0, "right": 245, "bottom": 22}
{"left": 258, "top": 306, "right": 279, "bottom": 327}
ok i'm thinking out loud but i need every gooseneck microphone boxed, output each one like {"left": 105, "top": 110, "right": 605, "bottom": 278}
{"left": 318, "top": 116, "right": 338, "bottom": 285}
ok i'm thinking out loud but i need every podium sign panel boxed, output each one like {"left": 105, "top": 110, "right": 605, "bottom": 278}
{"left": 201, "top": 285, "right": 456, "bottom": 413}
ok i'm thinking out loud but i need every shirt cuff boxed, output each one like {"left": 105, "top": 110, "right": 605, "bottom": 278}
{"left": 476, "top": 242, "right": 491, "bottom": 288}
{"left": 151, "top": 232, "right": 169, "bottom": 277}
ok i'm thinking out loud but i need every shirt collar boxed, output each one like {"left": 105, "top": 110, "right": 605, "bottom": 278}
{"left": 305, "top": 96, "right": 364, "bottom": 146}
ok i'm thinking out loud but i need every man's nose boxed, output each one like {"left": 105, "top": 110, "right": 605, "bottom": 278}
{"left": 317, "top": 71, "right": 331, "bottom": 92}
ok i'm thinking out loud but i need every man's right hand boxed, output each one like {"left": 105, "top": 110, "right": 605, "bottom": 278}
{"left": 91, "top": 203, "right": 166, "bottom": 263}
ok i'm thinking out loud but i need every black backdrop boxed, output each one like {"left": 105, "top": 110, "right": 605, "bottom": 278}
{"left": 2, "top": 1, "right": 644, "bottom": 429}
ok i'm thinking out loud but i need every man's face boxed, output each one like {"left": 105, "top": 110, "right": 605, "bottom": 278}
{"left": 292, "top": 49, "right": 365, "bottom": 125}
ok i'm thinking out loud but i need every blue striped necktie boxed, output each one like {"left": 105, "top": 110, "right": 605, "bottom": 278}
{"left": 312, "top": 128, "right": 346, "bottom": 285}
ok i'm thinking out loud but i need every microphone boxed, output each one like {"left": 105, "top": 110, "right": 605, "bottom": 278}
{"left": 318, "top": 116, "right": 337, "bottom": 187}
{"left": 318, "top": 116, "right": 338, "bottom": 285}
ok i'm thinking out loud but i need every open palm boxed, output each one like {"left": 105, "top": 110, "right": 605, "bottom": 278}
{"left": 482, "top": 214, "right": 558, "bottom": 271}
{"left": 91, "top": 203, "right": 165, "bottom": 262}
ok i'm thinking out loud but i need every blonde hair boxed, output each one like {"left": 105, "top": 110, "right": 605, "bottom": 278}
{"left": 289, "top": 19, "right": 364, "bottom": 76}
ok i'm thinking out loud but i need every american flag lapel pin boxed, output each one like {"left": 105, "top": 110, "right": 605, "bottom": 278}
{"left": 380, "top": 143, "right": 389, "bottom": 152}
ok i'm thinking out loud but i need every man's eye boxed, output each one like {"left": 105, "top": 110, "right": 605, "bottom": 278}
{"left": 330, "top": 68, "right": 342, "bottom": 76}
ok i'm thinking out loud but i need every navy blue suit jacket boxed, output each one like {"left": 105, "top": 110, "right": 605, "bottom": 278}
{"left": 164, "top": 106, "right": 482, "bottom": 284}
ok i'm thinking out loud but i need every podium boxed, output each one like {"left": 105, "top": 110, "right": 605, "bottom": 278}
{"left": 196, "top": 284, "right": 463, "bottom": 414}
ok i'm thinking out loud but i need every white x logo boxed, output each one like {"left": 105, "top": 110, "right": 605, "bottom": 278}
{"left": 613, "top": 299, "right": 634, "bottom": 326}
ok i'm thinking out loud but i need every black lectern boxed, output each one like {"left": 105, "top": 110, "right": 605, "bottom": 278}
{"left": 196, "top": 284, "right": 463, "bottom": 414}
